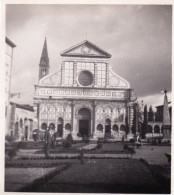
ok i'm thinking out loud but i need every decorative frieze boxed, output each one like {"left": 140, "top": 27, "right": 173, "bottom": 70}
{"left": 34, "top": 87, "right": 129, "bottom": 100}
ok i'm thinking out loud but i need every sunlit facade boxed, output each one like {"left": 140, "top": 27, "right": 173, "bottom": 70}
{"left": 34, "top": 40, "right": 135, "bottom": 140}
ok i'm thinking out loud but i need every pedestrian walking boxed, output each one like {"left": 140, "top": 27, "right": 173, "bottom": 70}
{"left": 45, "top": 127, "right": 55, "bottom": 158}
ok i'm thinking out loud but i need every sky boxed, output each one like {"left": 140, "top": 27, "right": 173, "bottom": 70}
{"left": 6, "top": 4, "right": 172, "bottom": 109}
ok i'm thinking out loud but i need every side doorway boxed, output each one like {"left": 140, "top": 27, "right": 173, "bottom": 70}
{"left": 57, "top": 117, "right": 63, "bottom": 137}
{"left": 105, "top": 118, "right": 111, "bottom": 139}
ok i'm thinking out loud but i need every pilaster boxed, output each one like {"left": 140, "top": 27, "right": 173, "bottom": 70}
{"left": 92, "top": 101, "right": 97, "bottom": 138}
{"left": 73, "top": 62, "right": 77, "bottom": 86}
{"left": 94, "top": 63, "right": 98, "bottom": 86}
{"left": 9, "top": 103, "right": 16, "bottom": 136}
{"left": 106, "top": 63, "right": 109, "bottom": 87}
{"left": 129, "top": 104, "right": 134, "bottom": 133}
{"left": 61, "top": 62, "right": 65, "bottom": 85}
{"left": 71, "top": 101, "right": 75, "bottom": 133}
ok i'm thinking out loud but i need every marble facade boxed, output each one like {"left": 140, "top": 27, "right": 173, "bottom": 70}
{"left": 34, "top": 40, "right": 134, "bottom": 140}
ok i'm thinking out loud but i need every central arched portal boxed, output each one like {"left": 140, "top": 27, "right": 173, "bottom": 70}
{"left": 105, "top": 118, "right": 111, "bottom": 139}
{"left": 78, "top": 108, "right": 91, "bottom": 137}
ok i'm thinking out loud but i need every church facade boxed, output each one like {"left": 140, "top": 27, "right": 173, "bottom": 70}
{"left": 33, "top": 39, "right": 134, "bottom": 140}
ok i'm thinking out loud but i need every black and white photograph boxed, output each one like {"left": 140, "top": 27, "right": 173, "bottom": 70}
{"left": 4, "top": 2, "right": 172, "bottom": 194}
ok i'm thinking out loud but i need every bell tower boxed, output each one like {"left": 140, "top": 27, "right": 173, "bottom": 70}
{"left": 39, "top": 38, "right": 50, "bottom": 81}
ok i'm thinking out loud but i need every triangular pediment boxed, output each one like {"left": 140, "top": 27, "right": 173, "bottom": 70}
{"left": 61, "top": 40, "right": 111, "bottom": 58}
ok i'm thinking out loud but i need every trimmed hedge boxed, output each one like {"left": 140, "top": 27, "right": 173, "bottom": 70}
{"left": 35, "top": 149, "right": 129, "bottom": 154}
{"left": 5, "top": 161, "right": 71, "bottom": 168}
{"left": 6, "top": 155, "right": 129, "bottom": 162}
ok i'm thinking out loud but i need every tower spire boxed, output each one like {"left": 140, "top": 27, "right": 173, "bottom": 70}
{"left": 39, "top": 38, "right": 50, "bottom": 81}
{"left": 40, "top": 37, "right": 49, "bottom": 65}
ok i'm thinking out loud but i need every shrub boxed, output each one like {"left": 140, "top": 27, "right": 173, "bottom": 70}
{"left": 67, "top": 133, "right": 73, "bottom": 144}
{"left": 78, "top": 150, "right": 84, "bottom": 164}
{"left": 158, "top": 138, "right": 162, "bottom": 144}
{"left": 97, "top": 139, "right": 103, "bottom": 149}
{"left": 82, "top": 135, "right": 90, "bottom": 143}
{"left": 8, "top": 149, "right": 17, "bottom": 160}
{"left": 77, "top": 133, "right": 81, "bottom": 137}
{"left": 63, "top": 140, "right": 72, "bottom": 148}
{"left": 5, "top": 135, "right": 16, "bottom": 142}
{"left": 123, "top": 143, "right": 129, "bottom": 150}
{"left": 96, "top": 143, "right": 102, "bottom": 149}
{"left": 152, "top": 139, "right": 157, "bottom": 145}
{"left": 128, "top": 147, "right": 136, "bottom": 158}
{"left": 129, "top": 138, "right": 135, "bottom": 144}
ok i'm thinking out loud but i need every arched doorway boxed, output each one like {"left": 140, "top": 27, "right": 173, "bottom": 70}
{"left": 41, "top": 123, "right": 47, "bottom": 130}
{"left": 57, "top": 117, "right": 63, "bottom": 137}
{"left": 147, "top": 125, "right": 152, "bottom": 133}
{"left": 78, "top": 108, "right": 91, "bottom": 137}
{"left": 14, "top": 122, "right": 19, "bottom": 138}
{"left": 20, "top": 119, "right": 23, "bottom": 129}
{"left": 120, "top": 124, "right": 126, "bottom": 131}
{"left": 105, "top": 118, "right": 111, "bottom": 139}
{"left": 25, "top": 126, "right": 29, "bottom": 141}
{"left": 65, "top": 123, "right": 71, "bottom": 131}
{"left": 97, "top": 124, "right": 103, "bottom": 132}
{"left": 154, "top": 125, "right": 160, "bottom": 133}
{"left": 49, "top": 123, "right": 55, "bottom": 130}
{"left": 113, "top": 124, "right": 118, "bottom": 132}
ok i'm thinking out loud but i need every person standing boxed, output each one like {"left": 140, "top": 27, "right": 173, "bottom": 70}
{"left": 45, "top": 127, "right": 55, "bottom": 158}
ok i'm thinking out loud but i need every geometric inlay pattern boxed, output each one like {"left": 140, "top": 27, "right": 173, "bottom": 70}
{"left": 109, "top": 76, "right": 120, "bottom": 87}
{"left": 41, "top": 70, "right": 61, "bottom": 85}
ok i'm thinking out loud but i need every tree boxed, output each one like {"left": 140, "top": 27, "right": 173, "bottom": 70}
{"left": 142, "top": 105, "right": 148, "bottom": 138}
{"left": 125, "top": 114, "right": 129, "bottom": 136}
{"left": 131, "top": 104, "right": 137, "bottom": 134}
{"left": 148, "top": 105, "right": 154, "bottom": 121}
{"left": 154, "top": 112, "right": 158, "bottom": 122}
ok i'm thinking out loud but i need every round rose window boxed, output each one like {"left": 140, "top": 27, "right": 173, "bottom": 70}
{"left": 78, "top": 70, "right": 93, "bottom": 86}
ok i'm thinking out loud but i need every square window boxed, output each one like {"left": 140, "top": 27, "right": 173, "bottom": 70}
{"left": 98, "top": 63, "right": 101, "bottom": 70}
{"left": 102, "top": 71, "right": 106, "bottom": 78}
{"left": 77, "top": 62, "right": 81, "bottom": 69}
{"left": 91, "top": 63, "right": 94, "bottom": 70}
{"left": 70, "top": 70, "right": 73, "bottom": 75}
{"left": 64, "top": 79, "right": 68, "bottom": 84}
{"left": 86, "top": 63, "right": 90, "bottom": 69}
{"left": 98, "top": 80, "right": 101, "bottom": 86}
{"left": 102, "top": 80, "right": 106, "bottom": 86}
{"left": 69, "top": 78, "right": 73, "bottom": 84}
{"left": 70, "top": 62, "right": 73, "bottom": 69}
{"left": 65, "top": 62, "right": 69, "bottom": 68}
{"left": 102, "top": 63, "right": 106, "bottom": 70}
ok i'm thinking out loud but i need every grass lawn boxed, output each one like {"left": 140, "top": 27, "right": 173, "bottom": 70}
{"left": 5, "top": 165, "right": 65, "bottom": 192}
{"left": 96, "top": 142, "right": 124, "bottom": 151}
{"left": 33, "top": 159, "right": 169, "bottom": 193}
{"left": 134, "top": 145, "right": 171, "bottom": 165}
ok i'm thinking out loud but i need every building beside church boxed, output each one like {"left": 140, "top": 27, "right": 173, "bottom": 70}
{"left": 5, "top": 37, "right": 16, "bottom": 136}
{"left": 8, "top": 102, "right": 34, "bottom": 140}
{"left": 33, "top": 39, "right": 135, "bottom": 140}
